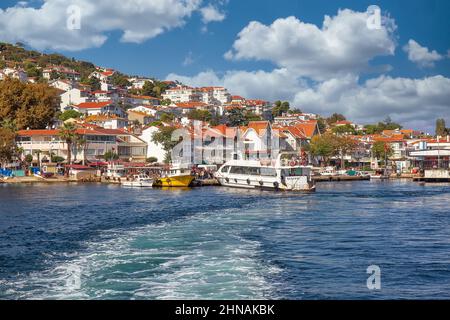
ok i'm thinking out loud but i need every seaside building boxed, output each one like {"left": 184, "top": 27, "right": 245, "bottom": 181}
{"left": 16, "top": 127, "right": 148, "bottom": 163}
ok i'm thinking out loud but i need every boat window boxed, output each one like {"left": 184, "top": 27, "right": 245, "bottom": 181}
{"left": 281, "top": 168, "right": 303, "bottom": 177}
{"left": 260, "top": 167, "right": 277, "bottom": 177}
{"left": 230, "top": 166, "right": 245, "bottom": 175}
{"left": 221, "top": 166, "right": 230, "bottom": 173}
{"left": 245, "top": 167, "right": 260, "bottom": 176}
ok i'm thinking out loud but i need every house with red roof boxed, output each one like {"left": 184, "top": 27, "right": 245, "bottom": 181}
{"left": 17, "top": 127, "right": 148, "bottom": 164}
{"left": 71, "top": 101, "right": 126, "bottom": 118}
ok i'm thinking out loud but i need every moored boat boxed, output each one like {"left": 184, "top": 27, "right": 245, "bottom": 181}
{"left": 215, "top": 153, "right": 316, "bottom": 192}
{"left": 122, "top": 174, "right": 154, "bottom": 188}
{"left": 153, "top": 165, "right": 195, "bottom": 188}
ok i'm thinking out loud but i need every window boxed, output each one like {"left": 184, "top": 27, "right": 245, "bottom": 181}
{"left": 281, "top": 168, "right": 303, "bottom": 177}
{"left": 230, "top": 166, "right": 244, "bottom": 175}
{"left": 260, "top": 167, "right": 277, "bottom": 177}
{"left": 229, "top": 166, "right": 261, "bottom": 176}
{"left": 221, "top": 166, "right": 230, "bottom": 173}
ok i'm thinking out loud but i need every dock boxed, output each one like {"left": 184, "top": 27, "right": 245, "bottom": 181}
{"left": 313, "top": 175, "right": 370, "bottom": 182}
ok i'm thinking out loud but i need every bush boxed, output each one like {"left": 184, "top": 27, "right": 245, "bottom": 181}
{"left": 146, "top": 157, "right": 158, "bottom": 163}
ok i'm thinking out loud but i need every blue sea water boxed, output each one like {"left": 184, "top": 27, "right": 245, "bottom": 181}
{"left": 0, "top": 181, "right": 449, "bottom": 300}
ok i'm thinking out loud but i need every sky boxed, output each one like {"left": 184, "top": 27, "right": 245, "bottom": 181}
{"left": 0, "top": 0, "right": 449, "bottom": 132}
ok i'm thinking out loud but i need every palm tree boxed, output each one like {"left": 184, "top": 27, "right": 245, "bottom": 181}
{"left": 33, "top": 149, "right": 42, "bottom": 168}
{"left": 59, "top": 123, "right": 77, "bottom": 176}
{"left": 76, "top": 136, "right": 88, "bottom": 166}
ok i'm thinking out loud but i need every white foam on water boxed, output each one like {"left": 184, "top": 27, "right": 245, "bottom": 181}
{"left": 2, "top": 200, "right": 287, "bottom": 300}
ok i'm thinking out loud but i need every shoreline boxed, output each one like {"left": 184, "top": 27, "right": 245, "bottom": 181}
{"left": 1, "top": 175, "right": 421, "bottom": 185}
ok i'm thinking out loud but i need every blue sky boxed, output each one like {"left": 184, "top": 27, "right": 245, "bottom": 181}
{"left": 0, "top": 0, "right": 449, "bottom": 131}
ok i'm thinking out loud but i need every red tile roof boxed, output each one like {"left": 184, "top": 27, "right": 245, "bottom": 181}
{"left": 75, "top": 101, "right": 113, "bottom": 109}
{"left": 175, "top": 102, "right": 208, "bottom": 109}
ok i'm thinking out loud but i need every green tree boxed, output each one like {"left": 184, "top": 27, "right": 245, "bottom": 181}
{"left": 0, "top": 78, "right": 59, "bottom": 130}
{"left": 59, "top": 110, "right": 83, "bottom": 121}
{"left": 151, "top": 126, "right": 180, "bottom": 163}
{"left": 317, "top": 117, "right": 327, "bottom": 134}
{"left": 80, "top": 76, "right": 101, "bottom": 91}
{"left": 310, "top": 133, "right": 339, "bottom": 166}
{"left": 161, "top": 99, "right": 172, "bottom": 106}
{"left": 436, "top": 118, "right": 448, "bottom": 137}
{"left": 371, "top": 141, "right": 393, "bottom": 168}
{"left": 0, "top": 127, "right": 17, "bottom": 167}
{"left": 227, "top": 108, "right": 248, "bottom": 127}
{"left": 160, "top": 112, "right": 175, "bottom": 123}
{"left": 332, "top": 124, "right": 356, "bottom": 135}
{"left": 104, "top": 150, "right": 119, "bottom": 161}
{"left": 288, "top": 108, "right": 302, "bottom": 114}
{"left": 272, "top": 101, "right": 290, "bottom": 117}
{"left": 326, "top": 113, "right": 346, "bottom": 125}
{"left": 58, "top": 123, "right": 77, "bottom": 173}
{"left": 111, "top": 73, "right": 131, "bottom": 88}
{"left": 335, "top": 136, "right": 357, "bottom": 169}
{"left": 187, "top": 109, "right": 212, "bottom": 122}
{"left": 245, "top": 111, "right": 262, "bottom": 122}
{"left": 146, "top": 157, "right": 158, "bottom": 163}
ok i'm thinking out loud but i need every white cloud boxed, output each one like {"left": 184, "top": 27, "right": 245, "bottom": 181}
{"left": 0, "top": 0, "right": 202, "bottom": 51}
{"left": 167, "top": 68, "right": 307, "bottom": 102}
{"left": 199, "top": 4, "right": 226, "bottom": 23}
{"left": 225, "top": 9, "right": 397, "bottom": 80}
{"left": 182, "top": 51, "right": 195, "bottom": 66}
{"left": 293, "top": 75, "right": 450, "bottom": 127}
{"left": 167, "top": 8, "right": 450, "bottom": 130}
{"left": 403, "top": 39, "right": 444, "bottom": 68}
{"left": 167, "top": 68, "right": 450, "bottom": 129}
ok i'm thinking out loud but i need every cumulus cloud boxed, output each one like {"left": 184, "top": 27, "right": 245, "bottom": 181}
{"left": 0, "top": 0, "right": 202, "bottom": 51}
{"left": 293, "top": 75, "right": 450, "bottom": 126}
{"left": 167, "top": 68, "right": 450, "bottom": 130}
{"left": 200, "top": 4, "right": 226, "bottom": 23}
{"left": 224, "top": 9, "right": 397, "bottom": 80}
{"left": 167, "top": 68, "right": 307, "bottom": 102}
{"left": 403, "top": 39, "right": 444, "bottom": 68}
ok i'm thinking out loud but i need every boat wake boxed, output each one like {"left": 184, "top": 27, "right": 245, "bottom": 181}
{"left": 1, "top": 204, "right": 283, "bottom": 300}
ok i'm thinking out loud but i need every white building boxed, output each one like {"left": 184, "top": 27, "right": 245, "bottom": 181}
{"left": 126, "top": 95, "right": 161, "bottom": 106}
{"left": 198, "top": 87, "right": 231, "bottom": 105}
{"left": 17, "top": 128, "right": 147, "bottom": 163}
{"left": 60, "top": 88, "right": 94, "bottom": 111}
{"left": 71, "top": 101, "right": 126, "bottom": 118}
{"left": 129, "top": 105, "right": 158, "bottom": 117}
{"left": 85, "top": 115, "right": 129, "bottom": 129}
{"left": 139, "top": 126, "right": 166, "bottom": 162}
{"left": 128, "top": 78, "right": 153, "bottom": 90}
{"left": 162, "top": 86, "right": 201, "bottom": 103}
{"left": 90, "top": 69, "right": 115, "bottom": 83}
{"left": 0, "top": 67, "right": 28, "bottom": 82}
{"left": 49, "top": 79, "right": 76, "bottom": 92}
{"left": 43, "top": 66, "right": 80, "bottom": 81}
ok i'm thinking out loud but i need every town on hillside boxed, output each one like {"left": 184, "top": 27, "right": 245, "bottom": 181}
{"left": 0, "top": 43, "right": 449, "bottom": 181}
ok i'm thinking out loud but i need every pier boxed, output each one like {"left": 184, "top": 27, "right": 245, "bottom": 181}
{"left": 313, "top": 175, "right": 370, "bottom": 182}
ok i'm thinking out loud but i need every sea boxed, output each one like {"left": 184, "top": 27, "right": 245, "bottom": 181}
{"left": 0, "top": 180, "right": 449, "bottom": 299}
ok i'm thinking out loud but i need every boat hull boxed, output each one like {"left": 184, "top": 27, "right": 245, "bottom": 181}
{"left": 154, "top": 175, "right": 195, "bottom": 188}
{"left": 217, "top": 177, "right": 316, "bottom": 192}
{"left": 121, "top": 181, "right": 154, "bottom": 188}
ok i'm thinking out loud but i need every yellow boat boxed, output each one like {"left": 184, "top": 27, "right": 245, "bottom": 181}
{"left": 154, "top": 174, "right": 195, "bottom": 187}
{"left": 153, "top": 166, "right": 195, "bottom": 188}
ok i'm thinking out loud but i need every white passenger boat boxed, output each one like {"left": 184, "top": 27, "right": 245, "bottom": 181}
{"left": 215, "top": 153, "right": 316, "bottom": 192}
{"left": 122, "top": 174, "right": 154, "bottom": 188}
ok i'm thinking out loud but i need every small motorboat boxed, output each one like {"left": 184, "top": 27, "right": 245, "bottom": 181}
{"left": 153, "top": 164, "right": 195, "bottom": 188}
{"left": 122, "top": 174, "right": 154, "bottom": 188}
